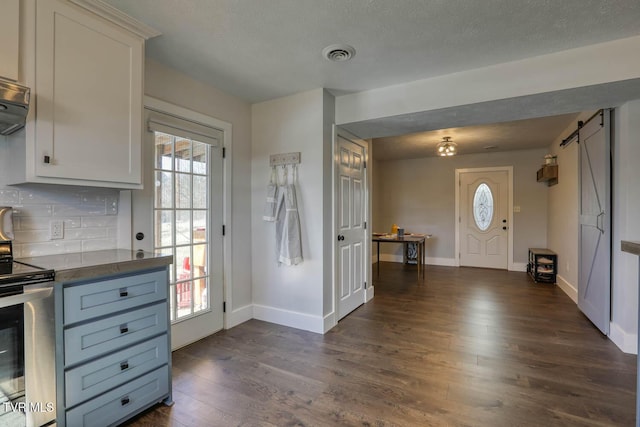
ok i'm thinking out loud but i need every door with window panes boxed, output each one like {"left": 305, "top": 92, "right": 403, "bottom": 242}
{"left": 133, "top": 106, "right": 224, "bottom": 350}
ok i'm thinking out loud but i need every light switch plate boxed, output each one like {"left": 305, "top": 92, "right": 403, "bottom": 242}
{"left": 513, "top": 206, "right": 521, "bottom": 213}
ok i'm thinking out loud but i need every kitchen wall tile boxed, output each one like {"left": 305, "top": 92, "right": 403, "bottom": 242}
{"left": 12, "top": 205, "right": 54, "bottom": 217}
{"left": 13, "top": 230, "right": 51, "bottom": 243}
{"left": 82, "top": 238, "right": 118, "bottom": 252}
{"left": 65, "top": 227, "right": 109, "bottom": 240}
{"left": 18, "top": 241, "right": 83, "bottom": 257}
{"left": 0, "top": 183, "right": 120, "bottom": 256}
{"left": 0, "top": 189, "right": 19, "bottom": 205}
{"left": 81, "top": 216, "right": 118, "bottom": 228}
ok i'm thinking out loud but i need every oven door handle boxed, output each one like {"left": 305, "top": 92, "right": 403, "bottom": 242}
{"left": 0, "top": 286, "right": 53, "bottom": 309}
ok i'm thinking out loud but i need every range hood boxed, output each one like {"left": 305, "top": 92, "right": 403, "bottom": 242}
{"left": 0, "top": 80, "right": 30, "bottom": 136}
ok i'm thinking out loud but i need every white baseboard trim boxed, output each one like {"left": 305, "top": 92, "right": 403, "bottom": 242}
{"left": 323, "top": 312, "right": 337, "bottom": 333}
{"left": 225, "top": 304, "right": 253, "bottom": 329}
{"left": 365, "top": 285, "right": 375, "bottom": 302}
{"left": 609, "top": 321, "right": 638, "bottom": 354}
{"left": 556, "top": 274, "right": 577, "bottom": 303}
{"left": 376, "top": 254, "right": 456, "bottom": 266}
{"left": 509, "top": 262, "right": 528, "bottom": 272}
{"left": 253, "top": 304, "right": 324, "bottom": 334}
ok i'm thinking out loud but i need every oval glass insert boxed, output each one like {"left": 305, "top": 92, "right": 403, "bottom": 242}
{"left": 473, "top": 183, "right": 494, "bottom": 231}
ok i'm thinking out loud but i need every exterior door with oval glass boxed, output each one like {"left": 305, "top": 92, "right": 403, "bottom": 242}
{"left": 459, "top": 168, "right": 510, "bottom": 269}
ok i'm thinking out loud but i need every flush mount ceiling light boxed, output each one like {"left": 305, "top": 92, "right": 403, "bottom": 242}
{"left": 322, "top": 44, "right": 356, "bottom": 62}
{"left": 436, "top": 136, "right": 457, "bottom": 157}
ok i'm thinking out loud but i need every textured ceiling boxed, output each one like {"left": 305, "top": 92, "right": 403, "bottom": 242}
{"left": 105, "top": 0, "right": 640, "bottom": 103}
{"left": 103, "top": 0, "right": 640, "bottom": 158}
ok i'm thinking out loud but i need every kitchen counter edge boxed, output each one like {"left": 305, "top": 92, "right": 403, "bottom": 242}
{"left": 18, "top": 249, "right": 173, "bottom": 283}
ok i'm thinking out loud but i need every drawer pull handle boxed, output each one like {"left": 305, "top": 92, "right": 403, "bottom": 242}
{"left": 121, "top": 396, "right": 130, "bottom": 406}
{"left": 119, "top": 288, "right": 129, "bottom": 297}
{"left": 120, "top": 361, "right": 129, "bottom": 370}
{"left": 120, "top": 325, "right": 129, "bottom": 334}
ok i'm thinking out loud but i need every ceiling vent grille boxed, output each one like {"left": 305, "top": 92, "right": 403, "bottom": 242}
{"left": 322, "top": 44, "right": 356, "bottom": 62}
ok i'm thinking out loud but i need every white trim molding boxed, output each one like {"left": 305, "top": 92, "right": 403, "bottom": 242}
{"left": 69, "top": 0, "right": 161, "bottom": 39}
{"left": 253, "top": 305, "right": 325, "bottom": 334}
{"left": 556, "top": 274, "right": 577, "bottom": 303}
{"left": 226, "top": 305, "right": 253, "bottom": 329}
{"left": 609, "top": 322, "right": 638, "bottom": 354}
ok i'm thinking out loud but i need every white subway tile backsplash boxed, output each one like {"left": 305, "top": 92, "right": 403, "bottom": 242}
{"left": 81, "top": 216, "right": 118, "bottom": 228}
{"left": 65, "top": 227, "right": 109, "bottom": 240}
{"left": 18, "top": 240, "right": 83, "bottom": 257}
{"left": 82, "top": 238, "right": 118, "bottom": 252}
{"left": 0, "top": 189, "right": 19, "bottom": 204}
{"left": 0, "top": 183, "right": 120, "bottom": 256}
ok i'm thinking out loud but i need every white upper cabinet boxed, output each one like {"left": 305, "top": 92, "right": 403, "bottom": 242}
{"left": 3, "top": 0, "right": 159, "bottom": 189}
{"left": 0, "top": 0, "right": 20, "bottom": 81}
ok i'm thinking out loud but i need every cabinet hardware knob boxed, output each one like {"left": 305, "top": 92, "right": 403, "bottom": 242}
{"left": 121, "top": 396, "right": 130, "bottom": 406}
{"left": 120, "top": 325, "right": 129, "bottom": 334}
{"left": 502, "top": 226, "right": 507, "bottom": 230}
{"left": 135, "top": 232, "right": 144, "bottom": 241}
{"left": 119, "top": 288, "right": 128, "bottom": 298}
{"left": 120, "top": 361, "right": 129, "bottom": 370}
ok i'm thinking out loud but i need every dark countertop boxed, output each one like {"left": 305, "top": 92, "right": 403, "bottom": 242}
{"left": 18, "top": 249, "right": 173, "bottom": 282}
{"left": 621, "top": 241, "right": 640, "bottom": 257}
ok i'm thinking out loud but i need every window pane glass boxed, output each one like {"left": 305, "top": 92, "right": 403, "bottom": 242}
{"left": 473, "top": 183, "right": 494, "bottom": 231}
{"left": 155, "top": 210, "right": 173, "bottom": 248}
{"left": 154, "top": 171, "right": 173, "bottom": 209}
{"left": 193, "top": 211, "right": 207, "bottom": 242}
{"left": 176, "top": 210, "right": 191, "bottom": 245}
{"left": 155, "top": 133, "right": 173, "bottom": 171}
{"left": 193, "top": 141, "right": 208, "bottom": 175}
{"left": 175, "top": 138, "right": 191, "bottom": 173}
{"left": 152, "top": 129, "right": 213, "bottom": 323}
{"left": 175, "top": 173, "right": 191, "bottom": 209}
{"left": 193, "top": 175, "right": 207, "bottom": 209}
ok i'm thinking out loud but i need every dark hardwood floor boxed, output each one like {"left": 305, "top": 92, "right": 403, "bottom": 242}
{"left": 126, "top": 263, "right": 636, "bottom": 426}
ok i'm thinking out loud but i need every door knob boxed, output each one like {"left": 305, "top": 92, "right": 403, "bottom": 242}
{"left": 337, "top": 235, "right": 345, "bottom": 241}
{"left": 502, "top": 219, "right": 507, "bottom": 223}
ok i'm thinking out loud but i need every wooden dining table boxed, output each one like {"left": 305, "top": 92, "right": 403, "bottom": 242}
{"left": 372, "top": 233, "right": 431, "bottom": 280}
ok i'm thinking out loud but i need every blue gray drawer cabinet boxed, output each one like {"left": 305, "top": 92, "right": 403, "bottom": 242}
{"left": 55, "top": 267, "right": 172, "bottom": 426}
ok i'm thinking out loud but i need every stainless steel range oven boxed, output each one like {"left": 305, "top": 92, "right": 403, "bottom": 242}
{"left": 0, "top": 240, "right": 56, "bottom": 427}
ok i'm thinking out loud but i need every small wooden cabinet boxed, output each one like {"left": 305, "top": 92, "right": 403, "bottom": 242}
{"left": 527, "top": 248, "right": 557, "bottom": 283}
{"left": 56, "top": 267, "right": 172, "bottom": 426}
{"left": 1, "top": 0, "right": 158, "bottom": 189}
{"left": 537, "top": 165, "right": 558, "bottom": 186}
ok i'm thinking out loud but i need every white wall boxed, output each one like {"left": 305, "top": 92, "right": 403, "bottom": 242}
{"left": 373, "top": 148, "right": 548, "bottom": 267}
{"left": 144, "top": 58, "right": 253, "bottom": 326}
{"left": 611, "top": 100, "right": 640, "bottom": 353}
{"left": 546, "top": 112, "right": 594, "bottom": 301}
{"left": 251, "top": 89, "right": 334, "bottom": 333}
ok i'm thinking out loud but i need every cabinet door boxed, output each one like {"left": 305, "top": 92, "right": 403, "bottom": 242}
{"left": 0, "top": 0, "right": 20, "bottom": 81}
{"left": 35, "top": 0, "right": 143, "bottom": 187}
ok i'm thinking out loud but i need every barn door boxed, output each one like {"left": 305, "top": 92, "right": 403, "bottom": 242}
{"left": 578, "top": 110, "right": 611, "bottom": 335}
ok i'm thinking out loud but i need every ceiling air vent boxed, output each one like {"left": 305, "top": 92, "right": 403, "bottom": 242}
{"left": 322, "top": 44, "right": 356, "bottom": 62}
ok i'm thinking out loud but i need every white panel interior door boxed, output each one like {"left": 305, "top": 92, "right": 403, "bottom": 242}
{"left": 459, "top": 169, "right": 509, "bottom": 269}
{"left": 336, "top": 133, "right": 367, "bottom": 320}
{"left": 578, "top": 111, "right": 611, "bottom": 335}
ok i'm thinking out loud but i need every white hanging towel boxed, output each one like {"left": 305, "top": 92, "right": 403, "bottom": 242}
{"left": 275, "top": 183, "right": 303, "bottom": 265}
{"left": 262, "top": 167, "right": 278, "bottom": 221}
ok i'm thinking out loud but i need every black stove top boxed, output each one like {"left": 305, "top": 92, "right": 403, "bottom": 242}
{"left": 0, "top": 240, "right": 55, "bottom": 292}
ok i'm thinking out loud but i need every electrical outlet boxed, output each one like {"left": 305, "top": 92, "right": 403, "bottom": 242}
{"left": 50, "top": 220, "right": 64, "bottom": 240}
